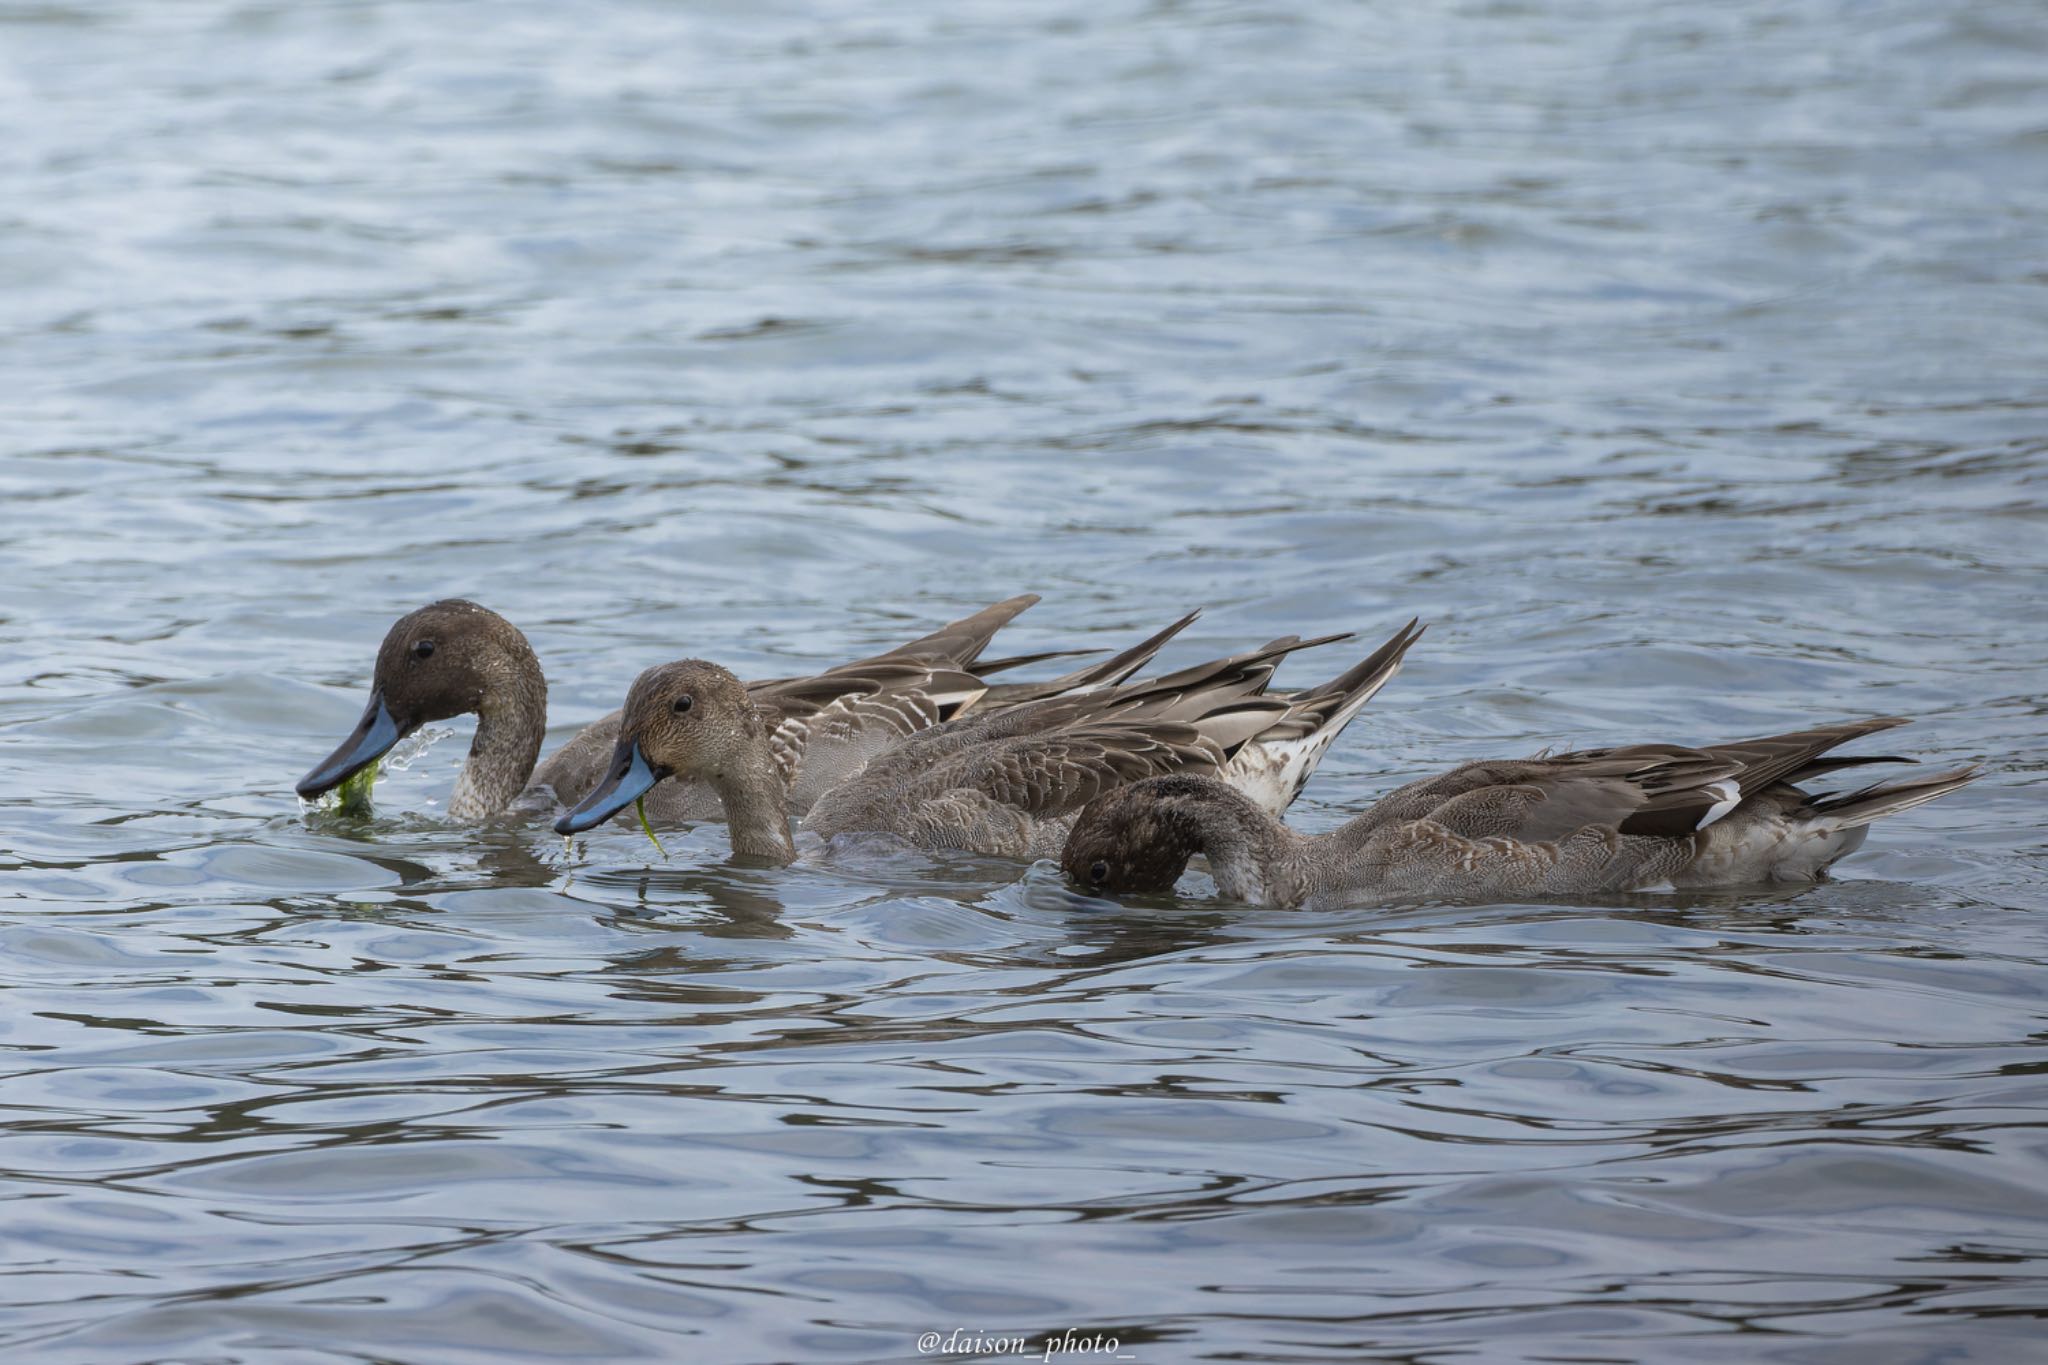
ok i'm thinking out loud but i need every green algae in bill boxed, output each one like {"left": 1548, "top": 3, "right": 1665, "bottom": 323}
{"left": 635, "top": 795, "right": 668, "bottom": 860}
{"left": 334, "top": 758, "right": 379, "bottom": 815}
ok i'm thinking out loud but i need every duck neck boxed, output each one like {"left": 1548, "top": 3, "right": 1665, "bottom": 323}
{"left": 707, "top": 742, "right": 799, "bottom": 865}
{"left": 448, "top": 643, "right": 549, "bottom": 821}
{"left": 1169, "top": 781, "right": 1298, "bottom": 905}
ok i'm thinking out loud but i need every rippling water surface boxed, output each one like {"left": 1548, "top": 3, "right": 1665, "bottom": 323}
{"left": 4, "top": 0, "right": 2047, "bottom": 1360}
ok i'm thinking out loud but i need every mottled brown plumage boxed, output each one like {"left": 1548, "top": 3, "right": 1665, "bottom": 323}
{"left": 1063, "top": 718, "right": 1979, "bottom": 907}
{"left": 554, "top": 634, "right": 1371, "bottom": 862}
{"left": 298, "top": 593, "right": 1165, "bottom": 824}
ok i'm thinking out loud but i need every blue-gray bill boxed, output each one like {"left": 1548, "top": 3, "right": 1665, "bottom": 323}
{"left": 296, "top": 691, "right": 403, "bottom": 800}
{"left": 555, "top": 742, "right": 663, "bottom": 834}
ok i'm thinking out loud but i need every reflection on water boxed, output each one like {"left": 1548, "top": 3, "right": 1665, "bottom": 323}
{"left": 3, "top": 0, "right": 2047, "bottom": 1359}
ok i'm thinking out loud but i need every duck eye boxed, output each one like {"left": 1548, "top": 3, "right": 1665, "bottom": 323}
{"left": 672, "top": 695, "right": 694, "bottom": 715}
{"left": 1089, "top": 860, "right": 1109, "bottom": 885}
{"left": 411, "top": 640, "right": 435, "bottom": 660}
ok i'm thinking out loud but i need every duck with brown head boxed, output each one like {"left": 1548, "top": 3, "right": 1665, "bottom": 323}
{"left": 556, "top": 660, "right": 800, "bottom": 861}
{"left": 296, "top": 595, "right": 1201, "bottom": 826}
{"left": 555, "top": 655, "right": 1281, "bottom": 862}
{"left": 1062, "top": 774, "right": 1290, "bottom": 899}
{"left": 553, "top": 624, "right": 1426, "bottom": 864}
{"left": 1063, "top": 719, "right": 1982, "bottom": 907}
{"left": 297, "top": 600, "right": 548, "bottom": 820}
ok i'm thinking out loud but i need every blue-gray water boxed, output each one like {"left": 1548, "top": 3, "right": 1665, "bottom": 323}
{"left": 4, "top": 1, "right": 2046, "bottom": 1360}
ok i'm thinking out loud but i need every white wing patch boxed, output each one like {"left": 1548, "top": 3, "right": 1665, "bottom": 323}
{"left": 1695, "top": 780, "right": 1742, "bottom": 830}
{"left": 928, "top": 680, "right": 989, "bottom": 719}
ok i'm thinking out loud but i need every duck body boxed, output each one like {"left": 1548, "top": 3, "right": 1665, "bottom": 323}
{"left": 297, "top": 594, "right": 1121, "bottom": 825}
{"left": 1062, "top": 718, "right": 1980, "bottom": 907}
{"left": 509, "top": 655, "right": 990, "bottom": 824}
{"left": 555, "top": 620, "right": 1426, "bottom": 864}
{"left": 555, "top": 652, "right": 1284, "bottom": 862}
{"left": 801, "top": 620, "right": 1425, "bottom": 858}
{"left": 800, "top": 710, "right": 1277, "bottom": 861}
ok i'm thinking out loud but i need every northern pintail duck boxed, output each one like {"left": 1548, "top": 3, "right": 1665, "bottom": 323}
{"left": 295, "top": 595, "right": 1188, "bottom": 823}
{"left": 553, "top": 621, "right": 1426, "bottom": 863}
{"left": 1061, "top": 718, "right": 1980, "bottom": 906}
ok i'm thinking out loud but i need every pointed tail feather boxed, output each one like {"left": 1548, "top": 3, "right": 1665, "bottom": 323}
{"left": 1809, "top": 765, "right": 1981, "bottom": 829}
{"left": 963, "top": 630, "right": 1354, "bottom": 740}
{"left": 1129, "top": 630, "right": 1355, "bottom": 702}
{"left": 1262, "top": 618, "right": 1425, "bottom": 743}
{"left": 1222, "top": 619, "right": 1426, "bottom": 813}
{"left": 1786, "top": 752, "right": 1916, "bottom": 782}
{"left": 972, "top": 647, "right": 1102, "bottom": 676}
{"left": 979, "top": 610, "right": 1203, "bottom": 708}
{"left": 1706, "top": 717, "right": 1912, "bottom": 797}
{"left": 859, "top": 593, "right": 1041, "bottom": 669}
{"left": 1100, "top": 632, "right": 1354, "bottom": 728}
{"left": 1092, "top": 609, "right": 1204, "bottom": 688}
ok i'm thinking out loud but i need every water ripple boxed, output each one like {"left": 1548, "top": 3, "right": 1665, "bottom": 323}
{"left": 3, "top": 0, "right": 2046, "bottom": 1359}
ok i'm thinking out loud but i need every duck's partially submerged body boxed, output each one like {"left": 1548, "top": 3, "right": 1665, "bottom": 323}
{"left": 296, "top": 594, "right": 1185, "bottom": 826}
{"left": 505, "top": 655, "right": 992, "bottom": 825}
{"left": 554, "top": 621, "right": 1427, "bottom": 864}
{"left": 1062, "top": 718, "right": 1980, "bottom": 907}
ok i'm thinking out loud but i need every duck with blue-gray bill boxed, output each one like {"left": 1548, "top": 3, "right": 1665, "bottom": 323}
{"left": 555, "top": 620, "right": 1426, "bottom": 863}
{"left": 296, "top": 594, "right": 1190, "bottom": 824}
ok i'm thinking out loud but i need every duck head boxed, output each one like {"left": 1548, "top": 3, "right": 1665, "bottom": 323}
{"left": 554, "top": 660, "right": 764, "bottom": 834}
{"left": 296, "top": 599, "right": 539, "bottom": 801}
{"left": 1060, "top": 774, "right": 1219, "bottom": 894}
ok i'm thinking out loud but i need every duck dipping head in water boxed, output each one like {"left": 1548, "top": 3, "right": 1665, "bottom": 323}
{"left": 1062, "top": 774, "right": 1262, "bottom": 895}
{"left": 296, "top": 599, "right": 545, "bottom": 816}
{"left": 1062, "top": 720, "right": 1983, "bottom": 911}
